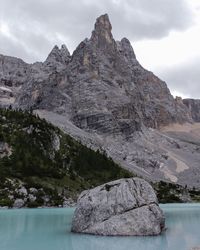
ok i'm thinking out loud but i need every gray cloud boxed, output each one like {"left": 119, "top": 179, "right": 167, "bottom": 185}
{"left": 0, "top": 0, "right": 194, "bottom": 62}
{"left": 158, "top": 58, "right": 200, "bottom": 99}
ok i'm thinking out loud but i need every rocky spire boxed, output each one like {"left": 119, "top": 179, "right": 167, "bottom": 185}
{"left": 46, "top": 45, "right": 60, "bottom": 62}
{"left": 45, "top": 44, "right": 70, "bottom": 64}
{"left": 60, "top": 44, "right": 70, "bottom": 58}
{"left": 90, "top": 14, "right": 114, "bottom": 48}
{"left": 116, "top": 37, "right": 137, "bottom": 66}
{"left": 120, "top": 38, "right": 136, "bottom": 59}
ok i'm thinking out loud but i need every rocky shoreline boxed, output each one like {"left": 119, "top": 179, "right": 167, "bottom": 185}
{"left": 0, "top": 179, "right": 76, "bottom": 209}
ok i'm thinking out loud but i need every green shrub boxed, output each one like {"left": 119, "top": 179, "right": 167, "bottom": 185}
{"left": 0, "top": 198, "right": 13, "bottom": 207}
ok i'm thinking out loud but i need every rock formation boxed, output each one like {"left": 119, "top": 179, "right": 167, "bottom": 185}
{"left": 0, "top": 54, "right": 30, "bottom": 106}
{"left": 71, "top": 177, "right": 165, "bottom": 236}
{"left": 183, "top": 99, "right": 200, "bottom": 122}
{"left": 1, "top": 14, "right": 192, "bottom": 131}
{"left": 1, "top": 14, "right": 200, "bottom": 188}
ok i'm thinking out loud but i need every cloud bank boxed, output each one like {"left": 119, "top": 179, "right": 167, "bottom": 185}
{"left": 0, "top": 0, "right": 194, "bottom": 62}
{"left": 159, "top": 58, "right": 200, "bottom": 99}
{"left": 1, "top": 0, "right": 199, "bottom": 98}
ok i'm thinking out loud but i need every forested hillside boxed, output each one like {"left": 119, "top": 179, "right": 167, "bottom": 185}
{"left": 0, "top": 108, "right": 132, "bottom": 208}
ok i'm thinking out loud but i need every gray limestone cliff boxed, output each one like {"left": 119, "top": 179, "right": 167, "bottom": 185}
{"left": 2, "top": 14, "right": 192, "bottom": 132}
{"left": 0, "top": 54, "right": 30, "bottom": 106}
{"left": 183, "top": 99, "right": 200, "bottom": 122}
{"left": 1, "top": 14, "right": 200, "bottom": 188}
{"left": 71, "top": 177, "right": 165, "bottom": 236}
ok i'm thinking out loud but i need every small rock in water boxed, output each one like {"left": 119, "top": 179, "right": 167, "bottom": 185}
{"left": 71, "top": 177, "right": 165, "bottom": 236}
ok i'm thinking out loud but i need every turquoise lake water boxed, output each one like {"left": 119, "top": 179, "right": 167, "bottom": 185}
{"left": 0, "top": 204, "right": 200, "bottom": 250}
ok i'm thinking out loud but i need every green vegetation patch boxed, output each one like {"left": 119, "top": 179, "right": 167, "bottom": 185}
{"left": 0, "top": 108, "right": 133, "bottom": 206}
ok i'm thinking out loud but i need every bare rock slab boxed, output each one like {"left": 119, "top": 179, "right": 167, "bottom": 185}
{"left": 71, "top": 177, "right": 165, "bottom": 236}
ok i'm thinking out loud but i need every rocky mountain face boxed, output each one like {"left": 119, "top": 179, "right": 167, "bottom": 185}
{"left": 0, "top": 54, "right": 29, "bottom": 106}
{"left": 0, "top": 14, "right": 200, "bottom": 188}
{"left": 183, "top": 99, "right": 200, "bottom": 122}
{"left": 1, "top": 14, "right": 192, "bottom": 131}
{"left": 0, "top": 44, "right": 70, "bottom": 110}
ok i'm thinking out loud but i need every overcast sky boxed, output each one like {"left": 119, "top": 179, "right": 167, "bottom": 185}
{"left": 0, "top": 0, "right": 200, "bottom": 98}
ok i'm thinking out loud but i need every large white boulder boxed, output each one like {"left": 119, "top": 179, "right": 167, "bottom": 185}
{"left": 71, "top": 177, "right": 165, "bottom": 236}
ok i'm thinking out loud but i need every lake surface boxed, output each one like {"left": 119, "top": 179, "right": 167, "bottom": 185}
{"left": 0, "top": 204, "right": 200, "bottom": 250}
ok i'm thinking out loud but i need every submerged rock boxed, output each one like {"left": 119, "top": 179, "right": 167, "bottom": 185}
{"left": 71, "top": 177, "right": 165, "bottom": 236}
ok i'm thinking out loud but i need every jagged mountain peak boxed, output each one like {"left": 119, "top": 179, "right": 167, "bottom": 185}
{"left": 72, "top": 14, "right": 137, "bottom": 68}
{"left": 94, "top": 13, "right": 112, "bottom": 33}
{"left": 46, "top": 45, "right": 59, "bottom": 58}
{"left": 14, "top": 13, "right": 192, "bottom": 131}
{"left": 120, "top": 37, "right": 136, "bottom": 59}
{"left": 60, "top": 44, "right": 70, "bottom": 56}
{"left": 45, "top": 44, "right": 70, "bottom": 64}
{"left": 90, "top": 14, "right": 114, "bottom": 48}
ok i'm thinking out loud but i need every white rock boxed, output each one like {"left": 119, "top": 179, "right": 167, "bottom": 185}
{"left": 29, "top": 188, "right": 38, "bottom": 194}
{"left": 63, "top": 198, "right": 76, "bottom": 207}
{"left": 8, "top": 195, "right": 14, "bottom": 200}
{"left": 28, "top": 194, "right": 36, "bottom": 202}
{"left": 71, "top": 177, "right": 165, "bottom": 236}
{"left": 13, "top": 199, "right": 25, "bottom": 208}
{"left": 0, "top": 206, "right": 9, "bottom": 209}
{"left": 18, "top": 187, "right": 28, "bottom": 196}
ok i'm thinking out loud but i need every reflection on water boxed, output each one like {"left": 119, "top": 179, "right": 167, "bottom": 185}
{"left": 0, "top": 204, "right": 200, "bottom": 250}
